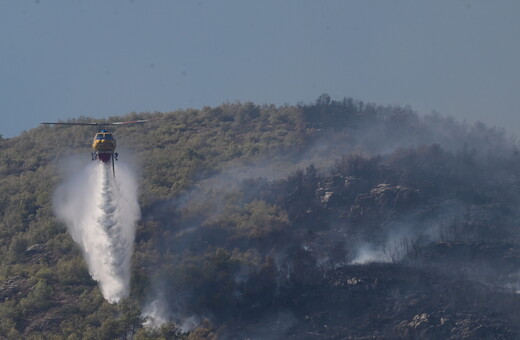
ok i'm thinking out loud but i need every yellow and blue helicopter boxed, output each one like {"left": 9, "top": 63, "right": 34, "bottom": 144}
{"left": 41, "top": 119, "right": 158, "bottom": 176}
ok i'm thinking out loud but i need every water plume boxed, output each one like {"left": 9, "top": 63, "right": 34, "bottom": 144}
{"left": 54, "top": 160, "right": 140, "bottom": 303}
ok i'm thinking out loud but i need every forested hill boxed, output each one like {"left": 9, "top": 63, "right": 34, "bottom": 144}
{"left": 2, "top": 95, "right": 520, "bottom": 339}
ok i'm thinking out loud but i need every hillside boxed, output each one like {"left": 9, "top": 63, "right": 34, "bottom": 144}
{"left": 1, "top": 95, "right": 520, "bottom": 339}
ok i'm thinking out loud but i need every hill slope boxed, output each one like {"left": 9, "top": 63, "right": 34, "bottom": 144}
{"left": 1, "top": 96, "right": 520, "bottom": 339}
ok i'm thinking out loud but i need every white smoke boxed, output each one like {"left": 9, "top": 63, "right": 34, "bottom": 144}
{"left": 142, "top": 299, "right": 171, "bottom": 329}
{"left": 54, "top": 160, "right": 140, "bottom": 303}
{"left": 142, "top": 298, "right": 202, "bottom": 332}
{"left": 350, "top": 230, "right": 420, "bottom": 265}
{"left": 350, "top": 243, "right": 392, "bottom": 265}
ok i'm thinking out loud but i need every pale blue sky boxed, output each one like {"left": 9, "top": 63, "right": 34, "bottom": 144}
{"left": 2, "top": 0, "right": 520, "bottom": 138}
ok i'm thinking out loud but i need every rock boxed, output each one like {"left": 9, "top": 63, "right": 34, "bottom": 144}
{"left": 351, "top": 183, "right": 419, "bottom": 210}
{"left": 408, "top": 313, "right": 430, "bottom": 329}
{"left": 394, "top": 313, "right": 451, "bottom": 339}
{"left": 346, "top": 277, "right": 361, "bottom": 285}
{"left": 321, "top": 191, "right": 335, "bottom": 204}
{"left": 0, "top": 276, "right": 30, "bottom": 301}
{"left": 25, "top": 243, "right": 46, "bottom": 255}
{"left": 370, "top": 184, "right": 399, "bottom": 208}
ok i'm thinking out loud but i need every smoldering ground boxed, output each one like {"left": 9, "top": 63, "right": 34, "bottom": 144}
{"left": 139, "top": 103, "right": 520, "bottom": 335}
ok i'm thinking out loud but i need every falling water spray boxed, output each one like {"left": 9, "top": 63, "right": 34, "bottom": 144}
{"left": 54, "top": 160, "right": 140, "bottom": 303}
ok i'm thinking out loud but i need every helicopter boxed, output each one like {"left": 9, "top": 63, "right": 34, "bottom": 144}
{"left": 41, "top": 119, "right": 159, "bottom": 176}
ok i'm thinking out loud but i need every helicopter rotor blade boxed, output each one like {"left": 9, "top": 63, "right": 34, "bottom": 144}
{"left": 40, "top": 122, "right": 107, "bottom": 126}
{"left": 110, "top": 118, "right": 163, "bottom": 125}
{"left": 41, "top": 118, "right": 163, "bottom": 127}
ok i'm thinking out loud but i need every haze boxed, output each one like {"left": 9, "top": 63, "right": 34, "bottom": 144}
{"left": 1, "top": 0, "right": 519, "bottom": 138}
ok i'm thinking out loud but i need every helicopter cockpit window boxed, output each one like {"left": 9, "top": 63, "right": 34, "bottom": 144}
{"left": 96, "top": 134, "right": 113, "bottom": 140}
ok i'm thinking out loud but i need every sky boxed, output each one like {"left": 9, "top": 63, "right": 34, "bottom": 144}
{"left": 1, "top": 0, "right": 520, "bottom": 138}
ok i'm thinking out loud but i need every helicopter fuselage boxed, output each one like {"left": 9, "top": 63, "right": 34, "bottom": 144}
{"left": 92, "top": 130, "right": 117, "bottom": 163}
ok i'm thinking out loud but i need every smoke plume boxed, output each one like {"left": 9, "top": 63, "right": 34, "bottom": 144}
{"left": 54, "top": 160, "right": 140, "bottom": 303}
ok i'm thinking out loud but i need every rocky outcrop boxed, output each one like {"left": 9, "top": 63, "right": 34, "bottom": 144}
{"left": 0, "top": 276, "right": 30, "bottom": 302}
{"left": 316, "top": 175, "right": 371, "bottom": 207}
{"left": 394, "top": 313, "right": 452, "bottom": 339}
{"left": 364, "top": 183, "right": 419, "bottom": 209}
{"left": 347, "top": 183, "right": 419, "bottom": 223}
